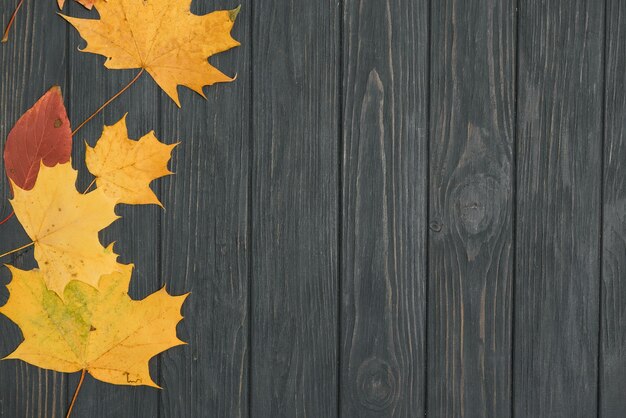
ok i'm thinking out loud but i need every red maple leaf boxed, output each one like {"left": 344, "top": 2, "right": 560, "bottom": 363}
{"left": 4, "top": 86, "right": 73, "bottom": 191}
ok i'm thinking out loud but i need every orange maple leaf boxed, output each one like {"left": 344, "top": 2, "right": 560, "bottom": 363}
{"left": 62, "top": 0, "right": 240, "bottom": 106}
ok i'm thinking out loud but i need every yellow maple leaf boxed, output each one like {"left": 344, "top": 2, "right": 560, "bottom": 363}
{"left": 85, "top": 115, "right": 176, "bottom": 206}
{"left": 0, "top": 265, "right": 187, "bottom": 387}
{"left": 10, "top": 162, "right": 122, "bottom": 295}
{"left": 61, "top": 0, "right": 241, "bottom": 106}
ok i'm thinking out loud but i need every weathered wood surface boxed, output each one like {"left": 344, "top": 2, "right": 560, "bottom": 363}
{"left": 341, "top": 0, "right": 428, "bottom": 416}
{"left": 1, "top": 0, "right": 625, "bottom": 417}
{"left": 428, "top": 0, "right": 515, "bottom": 416}
{"left": 159, "top": 0, "right": 250, "bottom": 416}
{"left": 514, "top": 1, "right": 604, "bottom": 417}
{"left": 250, "top": 0, "right": 338, "bottom": 415}
{"left": 602, "top": 1, "right": 626, "bottom": 417}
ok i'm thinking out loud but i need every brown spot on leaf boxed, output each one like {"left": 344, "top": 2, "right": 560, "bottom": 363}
{"left": 124, "top": 372, "right": 141, "bottom": 384}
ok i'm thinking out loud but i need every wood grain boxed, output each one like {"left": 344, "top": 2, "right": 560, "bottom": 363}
{"left": 0, "top": 0, "right": 68, "bottom": 416}
{"left": 428, "top": 0, "right": 516, "bottom": 416}
{"left": 66, "top": 2, "right": 161, "bottom": 416}
{"left": 158, "top": 1, "right": 250, "bottom": 417}
{"left": 514, "top": 1, "right": 604, "bottom": 417}
{"left": 601, "top": 1, "right": 626, "bottom": 416}
{"left": 250, "top": 0, "right": 339, "bottom": 416}
{"left": 340, "top": 0, "right": 428, "bottom": 416}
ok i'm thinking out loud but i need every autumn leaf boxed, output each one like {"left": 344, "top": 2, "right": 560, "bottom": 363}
{"left": 85, "top": 115, "right": 176, "bottom": 206}
{"left": 61, "top": 0, "right": 241, "bottom": 106}
{"left": 0, "top": 264, "right": 187, "bottom": 386}
{"left": 4, "top": 86, "right": 72, "bottom": 191}
{"left": 10, "top": 162, "right": 122, "bottom": 295}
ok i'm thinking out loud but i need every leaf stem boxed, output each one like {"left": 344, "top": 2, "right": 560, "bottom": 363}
{"left": 0, "top": 211, "right": 15, "bottom": 225}
{"left": 72, "top": 68, "right": 145, "bottom": 137}
{"left": 0, "top": 241, "right": 34, "bottom": 259}
{"left": 83, "top": 178, "right": 97, "bottom": 194}
{"left": 66, "top": 369, "right": 86, "bottom": 418}
{"left": 2, "top": 0, "right": 24, "bottom": 43}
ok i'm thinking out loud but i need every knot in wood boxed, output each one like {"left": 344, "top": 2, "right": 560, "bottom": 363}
{"left": 355, "top": 357, "right": 397, "bottom": 411}
{"left": 429, "top": 220, "right": 443, "bottom": 232}
{"left": 453, "top": 175, "right": 500, "bottom": 236}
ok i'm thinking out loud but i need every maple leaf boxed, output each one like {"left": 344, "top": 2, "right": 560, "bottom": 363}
{"left": 85, "top": 115, "right": 176, "bottom": 206}
{"left": 4, "top": 86, "right": 72, "bottom": 191}
{"left": 61, "top": 0, "right": 241, "bottom": 106}
{"left": 0, "top": 264, "right": 187, "bottom": 387}
{"left": 10, "top": 162, "right": 122, "bottom": 295}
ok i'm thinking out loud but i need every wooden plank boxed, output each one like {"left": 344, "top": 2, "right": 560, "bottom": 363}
{"left": 250, "top": 0, "right": 339, "bottom": 415}
{"left": 158, "top": 2, "right": 250, "bottom": 417}
{"left": 428, "top": 0, "right": 516, "bottom": 416}
{"left": 0, "top": 0, "right": 68, "bottom": 416}
{"left": 601, "top": 0, "right": 626, "bottom": 416}
{"left": 340, "top": 0, "right": 428, "bottom": 416}
{"left": 65, "top": 2, "right": 161, "bottom": 416}
{"left": 514, "top": 1, "right": 604, "bottom": 417}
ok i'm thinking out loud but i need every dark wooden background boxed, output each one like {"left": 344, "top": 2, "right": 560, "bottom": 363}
{"left": 0, "top": 0, "right": 624, "bottom": 417}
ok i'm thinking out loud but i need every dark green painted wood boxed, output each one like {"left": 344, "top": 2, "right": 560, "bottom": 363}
{"left": 601, "top": 1, "right": 626, "bottom": 417}
{"left": 514, "top": 1, "right": 604, "bottom": 417}
{"left": 159, "top": 1, "right": 250, "bottom": 417}
{"left": 250, "top": 0, "right": 339, "bottom": 416}
{"left": 0, "top": 0, "right": 68, "bottom": 416}
{"left": 340, "top": 0, "right": 428, "bottom": 416}
{"left": 428, "top": 1, "right": 516, "bottom": 417}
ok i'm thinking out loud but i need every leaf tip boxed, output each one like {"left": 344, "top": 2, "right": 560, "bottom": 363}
{"left": 229, "top": 5, "right": 241, "bottom": 22}
{"left": 178, "top": 291, "right": 191, "bottom": 305}
{"left": 167, "top": 92, "right": 182, "bottom": 108}
{"left": 49, "top": 85, "right": 62, "bottom": 95}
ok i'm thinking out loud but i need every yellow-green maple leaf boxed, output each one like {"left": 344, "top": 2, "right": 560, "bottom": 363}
{"left": 0, "top": 265, "right": 187, "bottom": 387}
